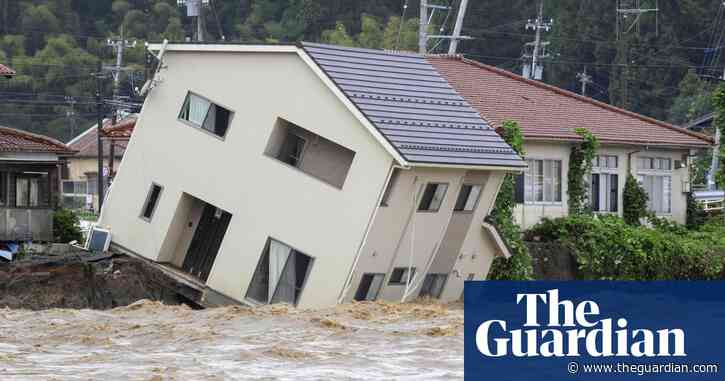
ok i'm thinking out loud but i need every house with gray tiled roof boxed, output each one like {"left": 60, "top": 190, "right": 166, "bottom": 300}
{"left": 96, "top": 42, "right": 524, "bottom": 308}
{"left": 0, "top": 125, "right": 76, "bottom": 241}
{"left": 430, "top": 55, "right": 713, "bottom": 228}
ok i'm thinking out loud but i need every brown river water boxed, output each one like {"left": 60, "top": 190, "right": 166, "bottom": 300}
{"left": 0, "top": 300, "right": 463, "bottom": 380}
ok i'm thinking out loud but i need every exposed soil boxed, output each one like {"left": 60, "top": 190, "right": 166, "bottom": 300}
{"left": 0, "top": 249, "right": 181, "bottom": 310}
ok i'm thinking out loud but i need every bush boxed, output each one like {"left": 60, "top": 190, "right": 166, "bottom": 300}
{"left": 53, "top": 208, "right": 83, "bottom": 243}
{"left": 622, "top": 174, "right": 649, "bottom": 226}
{"left": 525, "top": 215, "right": 725, "bottom": 280}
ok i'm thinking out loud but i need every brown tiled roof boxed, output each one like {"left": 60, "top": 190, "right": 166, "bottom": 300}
{"left": 68, "top": 117, "right": 135, "bottom": 158}
{"left": 0, "top": 63, "right": 15, "bottom": 77}
{"left": 0, "top": 126, "right": 76, "bottom": 154}
{"left": 102, "top": 117, "right": 135, "bottom": 138}
{"left": 428, "top": 56, "right": 713, "bottom": 148}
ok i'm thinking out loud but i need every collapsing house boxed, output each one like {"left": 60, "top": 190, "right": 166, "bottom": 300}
{"left": 98, "top": 43, "right": 525, "bottom": 309}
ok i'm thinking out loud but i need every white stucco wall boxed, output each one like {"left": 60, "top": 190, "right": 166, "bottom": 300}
{"left": 515, "top": 141, "right": 692, "bottom": 229}
{"left": 100, "top": 50, "right": 393, "bottom": 309}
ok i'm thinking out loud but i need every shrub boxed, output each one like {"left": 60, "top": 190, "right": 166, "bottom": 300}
{"left": 622, "top": 174, "right": 649, "bottom": 226}
{"left": 525, "top": 215, "right": 725, "bottom": 280}
{"left": 53, "top": 208, "right": 83, "bottom": 243}
{"left": 568, "top": 128, "right": 599, "bottom": 215}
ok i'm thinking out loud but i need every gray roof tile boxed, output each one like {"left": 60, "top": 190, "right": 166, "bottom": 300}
{"left": 301, "top": 42, "right": 525, "bottom": 168}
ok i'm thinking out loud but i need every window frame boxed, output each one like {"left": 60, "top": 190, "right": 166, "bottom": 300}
{"left": 636, "top": 156, "right": 673, "bottom": 215}
{"left": 177, "top": 91, "right": 234, "bottom": 140}
{"left": 523, "top": 158, "right": 563, "bottom": 205}
{"left": 453, "top": 184, "right": 483, "bottom": 212}
{"left": 245, "top": 237, "right": 315, "bottom": 307}
{"left": 388, "top": 267, "right": 416, "bottom": 285}
{"left": 417, "top": 183, "right": 449, "bottom": 213}
{"left": 139, "top": 183, "right": 163, "bottom": 222}
{"left": 277, "top": 132, "right": 307, "bottom": 168}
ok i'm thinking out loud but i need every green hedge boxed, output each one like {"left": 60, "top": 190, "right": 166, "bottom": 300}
{"left": 525, "top": 215, "right": 725, "bottom": 280}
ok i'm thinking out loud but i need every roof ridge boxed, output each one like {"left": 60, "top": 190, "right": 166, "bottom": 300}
{"left": 0, "top": 125, "right": 75, "bottom": 153}
{"left": 430, "top": 55, "right": 713, "bottom": 145}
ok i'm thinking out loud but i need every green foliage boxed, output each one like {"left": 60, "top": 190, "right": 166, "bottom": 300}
{"left": 622, "top": 174, "right": 649, "bottom": 226}
{"left": 526, "top": 215, "right": 725, "bottom": 280}
{"left": 53, "top": 208, "right": 83, "bottom": 243}
{"left": 713, "top": 84, "right": 725, "bottom": 189}
{"left": 567, "top": 128, "right": 599, "bottom": 215}
{"left": 686, "top": 193, "right": 708, "bottom": 230}
{"left": 487, "top": 121, "right": 533, "bottom": 281}
{"left": 668, "top": 69, "right": 713, "bottom": 125}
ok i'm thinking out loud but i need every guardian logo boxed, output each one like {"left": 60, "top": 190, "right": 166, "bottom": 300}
{"left": 475, "top": 289, "right": 686, "bottom": 358}
{"left": 464, "top": 282, "right": 724, "bottom": 380}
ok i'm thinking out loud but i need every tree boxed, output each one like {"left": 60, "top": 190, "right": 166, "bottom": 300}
{"left": 321, "top": 22, "right": 356, "bottom": 47}
{"left": 623, "top": 174, "right": 649, "bottom": 226}
{"left": 668, "top": 69, "right": 712, "bottom": 125}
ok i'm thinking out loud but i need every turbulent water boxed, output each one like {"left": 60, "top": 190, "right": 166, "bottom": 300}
{"left": 0, "top": 300, "right": 463, "bottom": 380}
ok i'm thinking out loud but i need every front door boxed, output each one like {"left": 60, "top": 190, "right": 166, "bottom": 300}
{"left": 182, "top": 203, "right": 232, "bottom": 282}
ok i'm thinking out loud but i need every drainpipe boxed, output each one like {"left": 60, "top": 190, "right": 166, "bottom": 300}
{"left": 336, "top": 163, "right": 409, "bottom": 304}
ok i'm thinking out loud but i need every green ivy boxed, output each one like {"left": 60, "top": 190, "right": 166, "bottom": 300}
{"left": 487, "top": 121, "right": 533, "bottom": 281}
{"left": 713, "top": 84, "right": 725, "bottom": 189}
{"left": 568, "top": 128, "right": 599, "bottom": 215}
{"left": 622, "top": 174, "right": 649, "bottom": 226}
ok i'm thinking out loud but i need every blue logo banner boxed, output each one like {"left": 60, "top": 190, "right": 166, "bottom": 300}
{"left": 464, "top": 281, "right": 725, "bottom": 380}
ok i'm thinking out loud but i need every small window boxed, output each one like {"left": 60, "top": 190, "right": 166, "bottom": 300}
{"left": 278, "top": 133, "right": 306, "bottom": 167}
{"left": 246, "top": 238, "right": 314, "bottom": 306}
{"left": 380, "top": 168, "right": 401, "bottom": 207}
{"left": 389, "top": 267, "right": 416, "bottom": 285}
{"left": 141, "top": 184, "right": 163, "bottom": 220}
{"left": 178, "top": 92, "right": 232, "bottom": 138}
{"left": 419, "top": 273, "right": 448, "bottom": 299}
{"left": 454, "top": 184, "right": 482, "bottom": 212}
{"left": 354, "top": 273, "right": 385, "bottom": 301}
{"left": 418, "top": 183, "right": 448, "bottom": 212}
{"left": 593, "top": 155, "right": 618, "bottom": 169}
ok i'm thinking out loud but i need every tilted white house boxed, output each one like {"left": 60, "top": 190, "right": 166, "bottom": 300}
{"left": 98, "top": 42, "right": 525, "bottom": 309}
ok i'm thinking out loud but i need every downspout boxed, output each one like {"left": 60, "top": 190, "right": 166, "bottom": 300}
{"left": 337, "top": 163, "right": 409, "bottom": 304}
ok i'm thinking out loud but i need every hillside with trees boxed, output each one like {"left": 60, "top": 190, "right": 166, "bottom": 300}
{"left": 0, "top": 0, "right": 723, "bottom": 140}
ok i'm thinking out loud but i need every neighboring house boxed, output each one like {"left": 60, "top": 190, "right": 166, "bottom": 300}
{"left": 0, "top": 126, "right": 76, "bottom": 241}
{"left": 0, "top": 64, "right": 15, "bottom": 79}
{"left": 98, "top": 42, "right": 525, "bottom": 309}
{"left": 685, "top": 113, "right": 714, "bottom": 133}
{"left": 430, "top": 56, "right": 713, "bottom": 229}
{"left": 65, "top": 116, "right": 136, "bottom": 211}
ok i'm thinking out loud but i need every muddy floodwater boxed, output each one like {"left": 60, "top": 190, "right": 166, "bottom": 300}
{"left": 0, "top": 300, "right": 463, "bottom": 380}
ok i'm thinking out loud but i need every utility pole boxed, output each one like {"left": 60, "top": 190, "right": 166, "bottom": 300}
{"left": 65, "top": 96, "right": 77, "bottom": 140}
{"left": 178, "top": 0, "right": 208, "bottom": 41}
{"left": 448, "top": 0, "right": 470, "bottom": 54}
{"left": 94, "top": 62, "right": 106, "bottom": 212}
{"left": 419, "top": 0, "right": 471, "bottom": 54}
{"left": 708, "top": 127, "right": 721, "bottom": 191}
{"left": 522, "top": 0, "right": 552, "bottom": 80}
{"left": 107, "top": 29, "right": 136, "bottom": 123}
{"left": 577, "top": 67, "right": 593, "bottom": 96}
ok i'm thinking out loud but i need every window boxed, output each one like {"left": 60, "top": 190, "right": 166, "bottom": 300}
{"left": 454, "top": 184, "right": 482, "bottom": 212}
{"left": 637, "top": 156, "right": 672, "bottom": 214}
{"left": 638, "top": 175, "right": 672, "bottom": 214}
{"left": 380, "top": 168, "right": 401, "bottom": 207}
{"left": 278, "top": 133, "right": 306, "bottom": 167}
{"left": 593, "top": 155, "right": 618, "bottom": 170}
{"left": 354, "top": 273, "right": 385, "bottom": 301}
{"left": 141, "top": 184, "right": 163, "bottom": 220}
{"left": 523, "top": 159, "right": 562, "bottom": 203}
{"left": 178, "top": 92, "right": 232, "bottom": 137}
{"left": 591, "top": 173, "right": 619, "bottom": 212}
{"left": 590, "top": 155, "right": 619, "bottom": 213}
{"left": 418, "top": 183, "right": 448, "bottom": 212}
{"left": 419, "top": 273, "right": 448, "bottom": 299}
{"left": 389, "top": 267, "right": 415, "bottom": 285}
{"left": 265, "top": 118, "right": 356, "bottom": 188}
{"left": 246, "top": 238, "right": 314, "bottom": 305}
{"left": 62, "top": 180, "right": 87, "bottom": 195}
{"left": 62, "top": 180, "right": 90, "bottom": 210}
{"left": 15, "top": 173, "right": 49, "bottom": 207}
{"left": 0, "top": 172, "right": 6, "bottom": 205}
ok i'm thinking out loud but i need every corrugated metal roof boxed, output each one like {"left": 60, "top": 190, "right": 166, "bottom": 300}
{"left": 301, "top": 42, "right": 525, "bottom": 168}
